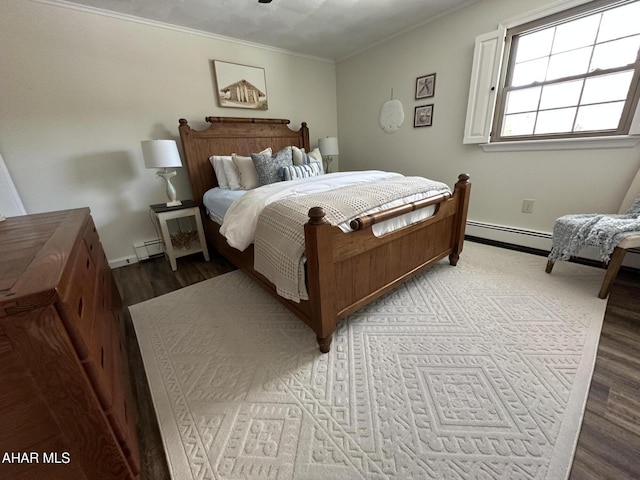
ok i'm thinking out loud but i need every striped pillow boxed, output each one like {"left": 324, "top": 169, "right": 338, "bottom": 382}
{"left": 281, "top": 162, "right": 323, "bottom": 181}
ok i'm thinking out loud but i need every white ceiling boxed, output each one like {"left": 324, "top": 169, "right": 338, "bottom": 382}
{"left": 62, "top": 0, "right": 479, "bottom": 60}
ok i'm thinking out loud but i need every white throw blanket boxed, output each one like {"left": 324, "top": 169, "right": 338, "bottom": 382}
{"left": 253, "top": 176, "right": 451, "bottom": 302}
{"left": 548, "top": 195, "right": 640, "bottom": 262}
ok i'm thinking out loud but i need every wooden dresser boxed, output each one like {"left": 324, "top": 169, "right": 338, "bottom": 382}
{"left": 0, "top": 208, "right": 140, "bottom": 480}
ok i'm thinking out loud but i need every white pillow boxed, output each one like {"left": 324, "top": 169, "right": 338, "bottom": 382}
{"left": 222, "top": 159, "right": 242, "bottom": 190}
{"left": 291, "top": 145, "right": 306, "bottom": 166}
{"left": 233, "top": 148, "right": 272, "bottom": 190}
{"left": 308, "top": 147, "right": 323, "bottom": 166}
{"left": 209, "top": 148, "right": 271, "bottom": 190}
{"left": 209, "top": 155, "right": 231, "bottom": 189}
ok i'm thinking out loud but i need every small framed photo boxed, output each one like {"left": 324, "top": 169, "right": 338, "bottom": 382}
{"left": 414, "top": 104, "right": 434, "bottom": 127}
{"left": 415, "top": 73, "right": 436, "bottom": 99}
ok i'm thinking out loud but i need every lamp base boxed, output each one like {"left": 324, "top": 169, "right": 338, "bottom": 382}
{"left": 325, "top": 156, "right": 334, "bottom": 174}
{"left": 156, "top": 169, "right": 181, "bottom": 207}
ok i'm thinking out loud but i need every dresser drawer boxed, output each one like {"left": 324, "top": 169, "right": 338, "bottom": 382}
{"left": 83, "top": 306, "right": 115, "bottom": 410}
{"left": 57, "top": 239, "right": 97, "bottom": 359}
{"left": 111, "top": 330, "right": 141, "bottom": 475}
{"left": 83, "top": 216, "right": 103, "bottom": 266}
{"left": 107, "top": 328, "right": 129, "bottom": 442}
{"left": 107, "top": 347, "right": 139, "bottom": 472}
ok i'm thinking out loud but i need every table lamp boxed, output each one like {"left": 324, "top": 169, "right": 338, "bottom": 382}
{"left": 318, "top": 137, "right": 339, "bottom": 173}
{"left": 141, "top": 140, "right": 182, "bottom": 207}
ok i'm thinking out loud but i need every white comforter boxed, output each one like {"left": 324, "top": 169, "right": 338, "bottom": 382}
{"left": 220, "top": 170, "right": 403, "bottom": 251}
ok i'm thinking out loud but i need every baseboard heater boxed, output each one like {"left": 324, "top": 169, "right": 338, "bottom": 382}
{"left": 133, "top": 239, "right": 164, "bottom": 262}
{"left": 465, "top": 220, "right": 640, "bottom": 267}
{"left": 465, "top": 220, "right": 552, "bottom": 250}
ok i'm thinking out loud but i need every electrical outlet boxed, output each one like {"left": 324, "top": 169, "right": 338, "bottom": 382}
{"left": 522, "top": 199, "right": 535, "bottom": 213}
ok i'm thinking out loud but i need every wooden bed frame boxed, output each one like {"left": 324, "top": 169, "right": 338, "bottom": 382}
{"left": 178, "top": 116, "right": 471, "bottom": 353}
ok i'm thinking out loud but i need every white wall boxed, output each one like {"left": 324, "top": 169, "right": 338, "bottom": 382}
{"left": 336, "top": 0, "right": 640, "bottom": 251}
{"left": 0, "top": 0, "right": 337, "bottom": 265}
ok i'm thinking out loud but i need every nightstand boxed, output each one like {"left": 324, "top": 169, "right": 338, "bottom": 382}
{"left": 150, "top": 200, "right": 210, "bottom": 271}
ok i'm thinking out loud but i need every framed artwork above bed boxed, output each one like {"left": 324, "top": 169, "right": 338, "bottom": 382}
{"left": 213, "top": 60, "right": 268, "bottom": 110}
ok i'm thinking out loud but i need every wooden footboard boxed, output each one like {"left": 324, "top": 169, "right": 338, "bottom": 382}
{"left": 304, "top": 173, "right": 470, "bottom": 352}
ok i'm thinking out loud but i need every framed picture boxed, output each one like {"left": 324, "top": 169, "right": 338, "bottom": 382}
{"left": 213, "top": 60, "right": 268, "bottom": 110}
{"left": 414, "top": 104, "right": 434, "bottom": 127}
{"left": 415, "top": 73, "right": 436, "bottom": 99}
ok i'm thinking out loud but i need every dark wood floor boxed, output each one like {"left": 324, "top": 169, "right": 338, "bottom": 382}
{"left": 112, "top": 245, "right": 640, "bottom": 480}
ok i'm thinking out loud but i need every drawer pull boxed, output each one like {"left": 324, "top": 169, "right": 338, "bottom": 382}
{"left": 101, "top": 347, "right": 105, "bottom": 368}
{"left": 86, "top": 258, "right": 90, "bottom": 270}
{"left": 77, "top": 297, "right": 83, "bottom": 317}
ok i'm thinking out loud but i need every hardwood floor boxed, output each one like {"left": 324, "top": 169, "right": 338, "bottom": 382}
{"left": 112, "top": 244, "right": 640, "bottom": 480}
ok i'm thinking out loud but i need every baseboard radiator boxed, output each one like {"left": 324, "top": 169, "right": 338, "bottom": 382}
{"left": 133, "top": 239, "right": 164, "bottom": 262}
{"left": 465, "top": 220, "right": 640, "bottom": 269}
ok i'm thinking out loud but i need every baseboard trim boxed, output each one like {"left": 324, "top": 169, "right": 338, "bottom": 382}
{"left": 109, "top": 255, "right": 139, "bottom": 269}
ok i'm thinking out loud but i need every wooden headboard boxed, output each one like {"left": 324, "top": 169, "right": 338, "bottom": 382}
{"left": 178, "top": 116, "right": 310, "bottom": 205}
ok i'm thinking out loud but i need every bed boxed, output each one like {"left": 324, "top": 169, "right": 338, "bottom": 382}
{"left": 178, "top": 116, "right": 471, "bottom": 353}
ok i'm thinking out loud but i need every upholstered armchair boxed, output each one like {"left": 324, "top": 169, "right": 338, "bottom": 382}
{"left": 546, "top": 167, "right": 640, "bottom": 299}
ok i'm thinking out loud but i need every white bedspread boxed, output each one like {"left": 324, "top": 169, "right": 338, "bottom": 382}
{"left": 220, "top": 171, "right": 402, "bottom": 251}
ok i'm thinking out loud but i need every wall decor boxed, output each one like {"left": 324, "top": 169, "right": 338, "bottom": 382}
{"left": 414, "top": 104, "right": 434, "bottom": 127}
{"left": 213, "top": 60, "right": 268, "bottom": 110}
{"left": 415, "top": 73, "right": 436, "bottom": 99}
{"left": 379, "top": 89, "right": 405, "bottom": 134}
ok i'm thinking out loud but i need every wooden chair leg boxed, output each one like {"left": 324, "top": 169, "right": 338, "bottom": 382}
{"left": 545, "top": 259, "right": 555, "bottom": 273}
{"left": 598, "top": 247, "right": 626, "bottom": 299}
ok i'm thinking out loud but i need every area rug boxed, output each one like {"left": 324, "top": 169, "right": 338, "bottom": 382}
{"left": 130, "top": 242, "right": 607, "bottom": 479}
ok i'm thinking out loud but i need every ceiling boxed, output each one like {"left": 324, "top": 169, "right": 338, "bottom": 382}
{"left": 62, "top": 0, "right": 479, "bottom": 60}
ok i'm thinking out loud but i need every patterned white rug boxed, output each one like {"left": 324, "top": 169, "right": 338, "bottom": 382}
{"left": 130, "top": 242, "right": 607, "bottom": 480}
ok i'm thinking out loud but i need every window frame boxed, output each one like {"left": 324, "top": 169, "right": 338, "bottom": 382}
{"left": 491, "top": 0, "right": 640, "bottom": 143}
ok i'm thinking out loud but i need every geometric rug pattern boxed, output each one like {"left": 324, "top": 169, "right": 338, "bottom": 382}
{"left": 130, "top": 242, "right": 607, "bottom": 479}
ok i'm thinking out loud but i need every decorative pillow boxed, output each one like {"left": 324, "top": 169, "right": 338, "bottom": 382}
{"left": 251, "top": 146, "right": 293, "bottom": 185}
{"left": 281, "top": 162, "right": 323, "bottom": 181}
{"left": 232, "top": 148, "right": 272, "bottom": 190}
{"left": 209, "top": 155, "right": 232, "bottom": 189}
{"left": 222, "top": 158, "right": 242, "bottom": 190}
{"left": 308, "top": 147, "right": 322, "bottom": 164}
{"left": 291, "top": 145, "right": 306, "bottom": 166}
{"left": 291, "top": 146, "right": 324, "bottom": 173}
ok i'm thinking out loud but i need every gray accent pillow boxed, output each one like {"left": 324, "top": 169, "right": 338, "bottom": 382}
{"left": 251, "top": 146, "right": 293, "bottom": 185}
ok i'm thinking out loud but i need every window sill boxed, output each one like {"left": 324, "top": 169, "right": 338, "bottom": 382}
{"left": 480, "top": 135, "right": 640, "bottom": 152}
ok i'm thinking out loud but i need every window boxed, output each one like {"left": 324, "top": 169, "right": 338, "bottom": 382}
{"left": 464, "top": 0, "right": 640, "bottom": 147}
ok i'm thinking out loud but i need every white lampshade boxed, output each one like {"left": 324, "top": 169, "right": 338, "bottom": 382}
{"left": 318, "top": 137, "right": 339, "bottom": 157}
{"left": 141, "top": 140, "right": 182, "bottom": 169}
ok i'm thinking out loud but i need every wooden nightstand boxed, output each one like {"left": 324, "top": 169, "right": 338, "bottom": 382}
{"left": 150, "top": 200, "right": 210, "bottom": 271}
